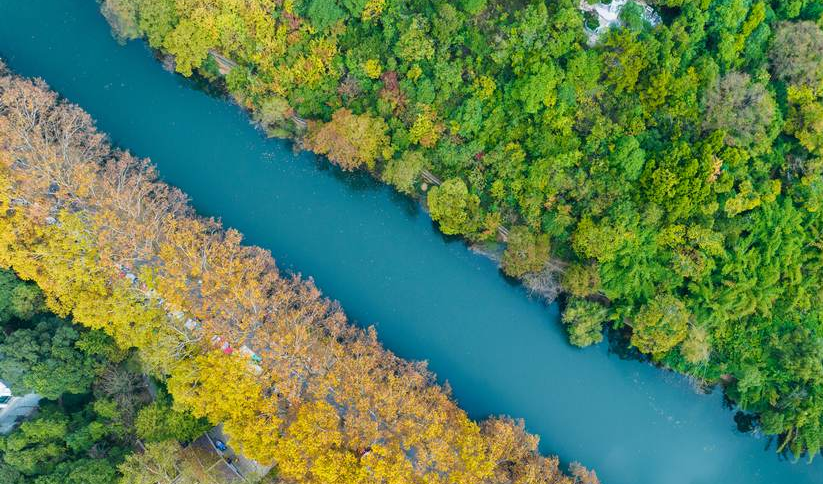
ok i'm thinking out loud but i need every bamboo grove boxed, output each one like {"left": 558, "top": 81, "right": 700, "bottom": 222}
{"left": 99, "top": 0, "right": 823, "bottom": 459}
{"left": 0, "top": 65, "right": 601, "bottom": 483}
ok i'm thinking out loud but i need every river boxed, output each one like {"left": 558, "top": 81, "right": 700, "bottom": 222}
{"left": 0, "top": 1, "right": 820, "bottom": 483}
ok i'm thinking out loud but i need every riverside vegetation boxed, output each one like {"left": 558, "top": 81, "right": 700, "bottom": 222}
{"left": 99, "top": 0, "right": 823, "bottom": 460}
{"left": 0, "top": 269, "right": 216, "bottom": 484}
{"left": 0, "top": 65, "right": 599, "bottom": 483}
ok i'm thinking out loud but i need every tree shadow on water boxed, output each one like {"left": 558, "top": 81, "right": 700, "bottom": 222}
{"left": 307, "top": 153, "right": 383, "bottom": 193}
{"left": 386, "top": 189, "right": 422, "bottom": 218}
{"left": 605, "top": 324, "right": 649, "bottom": 363}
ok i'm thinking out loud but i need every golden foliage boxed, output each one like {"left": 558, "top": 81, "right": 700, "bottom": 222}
{"left": 0, "top": 65, "right": 588, "bottom": 484}
{"left": 307, "top": 108, "right": 392, "bottom": 170}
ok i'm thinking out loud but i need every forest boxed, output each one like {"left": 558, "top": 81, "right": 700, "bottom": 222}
{"left": 0, "top": 269, "right": 220, "bottom": 484}
{"left": 0, "top": 65, "right": 599, "bottom": 482}
{"left": 97, "top": 0, "right": 823, "bottom": 460}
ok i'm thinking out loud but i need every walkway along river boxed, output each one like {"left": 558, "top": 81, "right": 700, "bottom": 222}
{"left": 0, "top": 1, "right": 821, "bottom": 483}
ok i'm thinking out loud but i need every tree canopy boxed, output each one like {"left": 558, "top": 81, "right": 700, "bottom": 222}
{"left": 95, "top": 0, "right": 823, "bottom": 460}
{"left": 0, "top": 65, "right": 593, "bottom": 483}
{"left": 0, "top": 270, "right": 209, "bottom": 484}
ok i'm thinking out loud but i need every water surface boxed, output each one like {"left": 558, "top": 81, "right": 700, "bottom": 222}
{"left": 0, "top": 2, "right": 820, "bottom": 483}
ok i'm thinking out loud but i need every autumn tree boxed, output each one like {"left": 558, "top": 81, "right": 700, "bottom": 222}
{"left": 501, "top": 226, "right": 550, "bottom": 278}
{"left": 274, "top": 401, "right": 362, "bottom": 483}
{"left": 162, "top": 16, "right": 217, "bottom": 76}
{"left": 0, "top": 56, "right": 591, "bottom": 484}
{"left": 769, "top": 21, "right": 823, "bottom": 89}
{"left": 166, "top": 351, "right": 263, "bottom": 425}
{"left": 136, "top": 0, "right": 178, "bottom": 48}
{"left": 702, "top": 72, "right": 776, "bottom": 149}
{"left": 409, "top": 105, "right": 444, "bottom": 148}
{"left": 254, "top": 96, "right": 293, "bottom": 137}
{"left": 561, "top": 264, "right": 601, "bottom": 298}
{"left": 680, "top": 325, "right": 711, "bottom": 364}
{"left": 307, "top": 108, "right": 392, "bottom": 170}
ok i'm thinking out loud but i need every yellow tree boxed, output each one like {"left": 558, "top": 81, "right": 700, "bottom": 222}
{"left": 307, "top": 108, "right": 392, "bottom": 171}
{"left": 0, "top": 64, "right": 582, "bottom": 484}
{"left": 167, "top": 351, "right": 263, "bottom": 424}
{"left": 274, "top": 400, "right": 364, "bottom": 483}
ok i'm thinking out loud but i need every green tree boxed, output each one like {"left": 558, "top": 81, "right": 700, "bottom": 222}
{"left": 34, "top": 458, "right": 118, "bottom": 484}
{"left": 426, "top": 178, "right": 479, "bottom": 235}
{"left": 631, "top": 294, "right": 690, "bottom": 355}
{"left": 785, "top": 86, "right": 823, "bottom": 155}
{"left": 640, "top": 136, "right": 720, "bottom": 221}
{"left": 602, "top": 29, "right": 652, "bottom": 94}
{"left": 461, "top": 0, "right": 486, "bottom": 15}
{"left": 394, "top": 19, "right": 435, "bottom": 62}
{"left": 136, "top": 0, "right": 178, "bottom": 48}
{"left": 609, "top": 136, "right": 645, "bottom": 181}
{"left": 0, "top": 270, "right": 45, "bottom": 324}
{"left": 511, "top": 62, "right": 559, "bottom": 115}
{"left": 0, "top": 401, "right": 126, "bottom": 482}
{"left": 381, "top": 150, "right": 426, "bottom": 195}
{"left": 339, "top": 0, "right": 367, "bottom": 17}
{"left": 572, "top": 216, "right": 628, "bottom": 264}
{"left": 136, "top": 394, "right": 209, "bottom": 443}
{"left": 0, "top": 463, "right": 24, "bottom": 484}
{"left": 0, "top": 318, "right": 102, "bottom": 399}
{"left": 117, "top": 440, "right": 181, "bottom": 484}
{"left": 304, "top": 0, "right": 345, "bottom": 30}
{"left": 0, "top": 410, "right": 69, "bottom": 475}
{"left": 562, "top": 298, "right": 608, "bottom": 347}
{"left": 619, "top": 1, "right": 649, "bottom": 32}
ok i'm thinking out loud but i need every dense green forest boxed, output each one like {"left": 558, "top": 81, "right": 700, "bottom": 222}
{"left": 99, "top": 0, "right": 823, "bottom": 459}
{"left": 0, "top": 270, "right": 216, "bottom": 483}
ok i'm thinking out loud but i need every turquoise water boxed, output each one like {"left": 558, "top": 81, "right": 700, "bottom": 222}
{"left": 0, "top": 1, "right": 820, "bottom": 483}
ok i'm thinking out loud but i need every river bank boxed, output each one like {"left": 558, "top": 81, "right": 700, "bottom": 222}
{"left": 1, "top": 2, "right": 821, "bottom": 482}
{"left": 142, "top": 18, "right": 732, "bottom": 407}
{"left": 0, "top": 60, "right": 588, "bottom": 484}
{"left": 92, "top": 0, "right": 823, "bottom": 465}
